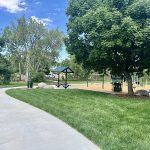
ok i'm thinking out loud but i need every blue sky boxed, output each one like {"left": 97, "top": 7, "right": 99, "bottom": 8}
{"left": 0, "top": 0, "right": 69, "bottom": 60}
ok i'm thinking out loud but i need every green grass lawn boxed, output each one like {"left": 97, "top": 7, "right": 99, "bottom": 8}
{"left": 0, "top": 80, "right": 109, "bottom": 88}
{"left": 6, "top": 89, "right": 150, "bottom": 150}
{"left": 0, "top": 82, "right": 27, "bottom": 88}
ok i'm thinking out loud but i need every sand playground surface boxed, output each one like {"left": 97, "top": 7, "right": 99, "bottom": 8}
{"left": 72, "top": 83, "right": 150, "bottom": 94}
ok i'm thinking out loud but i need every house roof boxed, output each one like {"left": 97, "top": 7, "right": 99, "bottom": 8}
{"left": 51, "top": 66, "right": 74, "bottom": 73}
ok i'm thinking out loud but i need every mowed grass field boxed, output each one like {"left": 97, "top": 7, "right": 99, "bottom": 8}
{"left": 6, "top": 89, "right": 150, "bottom": 150}
{"left": 0, "top": 82, "right": 27, "bottom": 88}
{"left": 0, "top": 80, "right": 109, "bottom": 88}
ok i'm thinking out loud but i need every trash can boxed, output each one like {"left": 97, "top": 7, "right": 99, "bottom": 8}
{"left": 113, "top": 82, "right": 122, "bottom": 92}
{"left": 27, "top": 80, "right": 33, "bottom": 88}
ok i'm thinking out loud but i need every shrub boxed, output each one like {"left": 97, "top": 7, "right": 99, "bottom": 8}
{"left": 32, "top": 72, "right": 46, "bottom": 83}
{"left": 0, "top": 69, "right": 11, "bottom": 85}
{"left": 0, "top": 56, "right": 11, "bottom": 85}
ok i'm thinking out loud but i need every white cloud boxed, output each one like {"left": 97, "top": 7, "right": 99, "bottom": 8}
{"left": 31, "top": 16, "right": 53, "bottom": 26}
{"left": 0, "top": 0, "right": 26, "bottom": 13}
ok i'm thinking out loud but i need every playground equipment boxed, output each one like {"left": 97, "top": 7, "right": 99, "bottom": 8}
{"left": 111, "top": 75, "right": 122, "bottom": 92}
{"left": 51, "top": 66, "right": 74, "bottom": 89}
{"left": 131, "top": 73, "right": 149, "bottom": 89}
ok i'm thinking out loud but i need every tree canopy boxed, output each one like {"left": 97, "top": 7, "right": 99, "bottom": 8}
{"left": 59, "top": 55, "right": 89, "bottom": 80}
{"left": 0, "top": 38, "right": 11, "bottom": 84}
{"left": 3, "top": 16, "right": 64, "bottom": 81}
{"left": 66, "top": 0, "right": 150, "bottom": 95}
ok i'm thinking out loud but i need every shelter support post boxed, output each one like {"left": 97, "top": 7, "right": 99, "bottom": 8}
{"left": 58, "top": 73, "right": 60, "bottom": 87}
{"left": 65, "top": 71, "right": 68, "bottom": 88}
{"left": 102, "top": 74, "right": 105, "bottom": 89}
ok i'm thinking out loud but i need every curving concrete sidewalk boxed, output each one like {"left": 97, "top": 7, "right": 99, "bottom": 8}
{"left": 0, "top": 88, "right": 100, "bottom": 150}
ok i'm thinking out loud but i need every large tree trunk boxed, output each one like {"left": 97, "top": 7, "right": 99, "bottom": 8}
{"left": 25, "top": 53, "right": 30, "bottom": 81}
{"left": 19, "top": 62, "right": 21, "bottom": 81}
{"left": 125, "top": 73, "right": 134, "bottom": 95}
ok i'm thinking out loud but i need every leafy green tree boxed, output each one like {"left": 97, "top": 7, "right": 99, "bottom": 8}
{"left": 3, "top": 16, "right": 29, "bottom": 80}
{"left": 0, "top": 38, "right": 11, "bottom": 84}
{"left": 3, "top": 16, "right": 64, "bottom": 81}
{"left": 60, "top": 55, "right": 89, "bottom": 80}
{"left": 30, "top": 29, "right": 64, "bottom": 73}
{"left": 66, "top": 0, "right": 150, "bottom": 95}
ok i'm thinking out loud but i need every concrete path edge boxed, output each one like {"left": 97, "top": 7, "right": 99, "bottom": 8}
{"left": 0, "top": 87, "right": 100, "bottom": 150}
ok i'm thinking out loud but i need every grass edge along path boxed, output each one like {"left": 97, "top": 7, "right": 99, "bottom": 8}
{"left": 6, "top": 89, "right": 150, "bottom": 150}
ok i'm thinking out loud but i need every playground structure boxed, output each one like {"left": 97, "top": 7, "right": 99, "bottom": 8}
{"left": 72, "top": 82, "right": 150, "bottom": 94}
{"left": 49, "top": 68, "right": 150, "bottom": 93}
{"left": 111, "top": 75, "right": 122, "bottom": 92}
{"left": 51, "top": 66, "right": 74, "bottom": 89}
{"left": 71, "top": 74, "right": 150, "bottom": 94}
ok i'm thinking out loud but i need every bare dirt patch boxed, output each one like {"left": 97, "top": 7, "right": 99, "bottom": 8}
{"left": 72, "top": 83, "right": 150, "bottom": 95}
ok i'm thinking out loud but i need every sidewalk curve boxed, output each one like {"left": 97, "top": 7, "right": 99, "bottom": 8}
{"left": 0, "top": 88, "right": 100, "bottom": 150}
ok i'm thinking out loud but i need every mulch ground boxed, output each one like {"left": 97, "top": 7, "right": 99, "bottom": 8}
{"left": 72, "top": 83, "right": 150, "bottom": 100}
